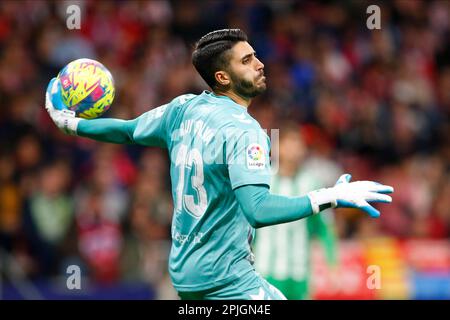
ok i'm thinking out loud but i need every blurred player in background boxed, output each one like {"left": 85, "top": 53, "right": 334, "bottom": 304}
{"left": 45, "top": 29, "right": 393, "bottom": 300}
{"left": 254, "top": 124, "right": 338, "bottom": 299}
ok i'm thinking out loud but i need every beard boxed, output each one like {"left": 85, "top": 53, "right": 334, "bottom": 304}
{"left": 230, "top": 72, "right": 266, "bottom": 99}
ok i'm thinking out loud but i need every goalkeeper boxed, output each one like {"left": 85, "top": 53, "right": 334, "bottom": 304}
{"left": 45, "top": 29, "right": 393, "bottom": 300}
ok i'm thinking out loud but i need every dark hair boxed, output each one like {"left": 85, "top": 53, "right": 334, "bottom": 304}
{"left": 192, "top": 29, "right": 248, "bottom": 89}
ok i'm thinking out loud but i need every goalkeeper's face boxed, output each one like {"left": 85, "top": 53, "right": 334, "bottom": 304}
{"left": 225, "top": 41, "right": 266, "bottom": 98}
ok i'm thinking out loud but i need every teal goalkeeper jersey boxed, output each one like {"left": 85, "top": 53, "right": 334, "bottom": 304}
{"left": 132, "top": 91, "right": 272, "bottom": 291}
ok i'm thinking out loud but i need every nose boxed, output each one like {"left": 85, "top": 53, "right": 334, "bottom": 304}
{"left": 255, "top": 57, "right": 264, "bottom": 71}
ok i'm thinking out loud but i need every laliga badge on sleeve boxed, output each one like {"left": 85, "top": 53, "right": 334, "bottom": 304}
{"left": 246, "top": 143, "right": 266, "bottom": 170}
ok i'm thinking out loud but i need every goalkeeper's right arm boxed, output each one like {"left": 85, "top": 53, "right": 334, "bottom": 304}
{"left": 45, "top": 78, "right": 164, "bottom": 146}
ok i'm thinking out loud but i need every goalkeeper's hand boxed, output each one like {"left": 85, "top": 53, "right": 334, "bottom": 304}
{"left": 45, "top": 78, "right": 81, "bottom": 135}
{"left": 307, "top": 174, "right": 393, "bottom": 218}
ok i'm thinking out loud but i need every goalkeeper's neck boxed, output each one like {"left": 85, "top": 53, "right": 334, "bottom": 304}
{"left": 213, "top": 89, "right": 251, "bottom": 109}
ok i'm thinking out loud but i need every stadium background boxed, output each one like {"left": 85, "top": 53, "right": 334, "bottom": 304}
{"left": 0, "top": 0, "right": 449, "bottom": 299}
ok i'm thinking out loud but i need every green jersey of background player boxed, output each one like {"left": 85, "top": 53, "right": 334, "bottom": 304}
{"left": 254, "top": 124, "right": 338, "bottom": 300}
{"left": 45, "top": 29, "right": 394, "bottom": 300}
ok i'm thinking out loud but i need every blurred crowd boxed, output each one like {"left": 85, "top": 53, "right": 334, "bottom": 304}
{"left": 0, "top": 0, "right": 449, "bottom": 297}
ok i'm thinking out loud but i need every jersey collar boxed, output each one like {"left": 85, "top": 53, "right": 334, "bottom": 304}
{"left": 204, "top": 90, "right": 248, "bottom": 110}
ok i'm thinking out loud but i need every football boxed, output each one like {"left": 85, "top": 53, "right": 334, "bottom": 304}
{"left": 57, "top": 58, "right": 115, "bottom": 119}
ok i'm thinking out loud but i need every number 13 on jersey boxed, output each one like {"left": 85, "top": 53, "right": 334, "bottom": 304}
{"left": 175, "top": 144, "right": 208, "bottom": 218}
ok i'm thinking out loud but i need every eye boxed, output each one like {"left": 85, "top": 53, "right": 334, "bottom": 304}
{"left": 242, "top": 58, "right": 250, "bottom": 65}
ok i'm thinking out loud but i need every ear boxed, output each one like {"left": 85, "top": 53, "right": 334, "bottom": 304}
{"left": 215, "top": 71, "right": 230, "bottom": 86}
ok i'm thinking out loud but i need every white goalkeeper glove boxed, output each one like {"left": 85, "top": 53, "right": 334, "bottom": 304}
{"left": 45, "top": 78, "right": 80, "bottom": 135}
{"left": 307, "top": 174, "right": 393, "bottom": 218}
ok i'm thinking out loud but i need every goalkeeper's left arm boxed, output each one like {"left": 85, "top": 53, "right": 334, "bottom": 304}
{"left": 45, "top": 78, "right": 166, "bottom": 147}
{"left": 234, "top": 174, "right": 393, "bottom": 228}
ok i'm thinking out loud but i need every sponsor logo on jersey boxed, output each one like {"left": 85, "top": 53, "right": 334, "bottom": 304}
{"left": 247, "top": 143, "right": 265, "bottom": 169}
